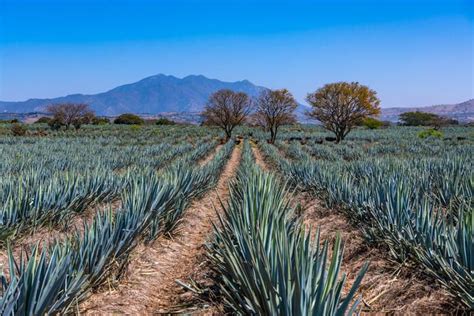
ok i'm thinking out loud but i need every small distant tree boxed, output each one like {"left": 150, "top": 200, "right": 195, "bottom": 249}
{"left": 46, "top": 103, "right": 94, "bottom": 130}
{"left": 399, "top": 111, "right": 457, "bottom": 129}
{"left": 255, "top": 89, "right": 297, "bottom": 144}
{"left": 91, "top": 117, "right": 110, "bottom": 125}
{"left": 114, "top": 113, "right": 145, "bottom": 125}
{"left": 155, "top": 118, "right": 176, "bottom": 125}
{"left": 201, "top": 89, "right": 252, "bottom": 141}
{"left": 306, "top": 82, "right": 381, "bottom": 143}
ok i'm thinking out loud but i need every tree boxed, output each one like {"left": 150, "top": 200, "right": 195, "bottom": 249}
{"left": 306, "top": 82, "right": 381, "bottom": 143}
{"left": 91, "top": 117, "right": 110, "bottom": 125}
{"left": 399, "top": 111, "right": 457, "bottom": 129}
{"left": 46, "top": 103, "right": 94, "bottom": 130}
{"left": 113, "top": 113, "right": 145, "bottom": 125}
{"left": 201, "top": 89, "right": 252, "bottom": 141}
{"left": 255, "top": 89, "right": 297, "bottom": 143}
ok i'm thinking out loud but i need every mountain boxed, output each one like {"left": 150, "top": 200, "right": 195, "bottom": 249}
{"left": 0, "top": 74, "right": 267, "bottom": 116}
{"left": 1, "top": 74, "right": 471, "bottom": 123}
{"left": 380, "top": 99, "right": 474, "bottom": 123}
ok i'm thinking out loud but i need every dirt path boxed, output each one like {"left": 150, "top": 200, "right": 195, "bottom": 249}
{"left": 80, "top": 145, "right": 241, "bottom": 315}
{"left": 251, "top": 144, "right": 456, "bottom": 314}
{"left": 199, "top": 144, "right": 223, "bottom": 167}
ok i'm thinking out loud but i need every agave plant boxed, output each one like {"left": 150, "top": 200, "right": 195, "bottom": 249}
{"left": 208, "top": 140, "right": 368, "bottom": 315}
{"left": 258, "top": 133, "right": 473, "bottom": 308}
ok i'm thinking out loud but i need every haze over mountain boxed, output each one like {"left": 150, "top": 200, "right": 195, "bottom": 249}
{"left": 0, "top": 74, "right": 266, "bottom": 116}
{"left": 0, "top": 74, "right": 472, "bottom": 122}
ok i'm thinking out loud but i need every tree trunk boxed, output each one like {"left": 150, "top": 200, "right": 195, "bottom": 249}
{"left": 269, "top": 129, "right": 276, "bottom": 144}
{"left": 335, "top": 131, "right": 343, "bottom": 144}
{"left": 224, "top": 129, "right": 232, "bottom": 142}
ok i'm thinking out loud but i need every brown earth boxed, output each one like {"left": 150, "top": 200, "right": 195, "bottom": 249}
{"left": 251, "top": 144, "right": 458, "bottom": 315}
{"left": 80, "top": 144, "right": 241, "bottom": 315}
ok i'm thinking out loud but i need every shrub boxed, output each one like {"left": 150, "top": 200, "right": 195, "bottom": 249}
{"left": 418, "top": 128, "right": 443, "bottom": 139}
{"left": 130, "top": 125, "right": 141, "bottom": 132}
{"left": 155, "top": 118, "right": 176, "bottom": 125}
{"left": 35, "top": 117, "right": 52, "bottom": 124}
{"left": 91, "top": 117, "right": 110, "bottom": 125}
{"left": 113, "top": 113, "right": 144, "bottom": 125}
{"left": 361, "top": 117, "right": 384, "bottom": 129}
{"left": 48, "top": 118, "right": 64, "bottom": 130}
{"left": 11, "top": 124, "right": 27, "bottom": 136}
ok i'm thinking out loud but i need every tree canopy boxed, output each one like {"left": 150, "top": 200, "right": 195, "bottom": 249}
{"left": 255, "top": 89, "right": 297, "bottom": 143}
{"left": 306, "top": 82, "right": 380, "bottom": 143}
{"left": 114, "top": 113, "right": 145, "bottom": 125}
{"left": 399, "top": 111, "right": 458, "bottom": 128}
{"left": 201, "top": 89, "right": 252, "bottom": 140}
{"left": 46, "top": 103, "right": 95, "bottom": 130}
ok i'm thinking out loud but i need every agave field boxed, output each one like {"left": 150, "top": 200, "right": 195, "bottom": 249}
{"left": 0, "top": 124, "right": 472, "bottom": 314}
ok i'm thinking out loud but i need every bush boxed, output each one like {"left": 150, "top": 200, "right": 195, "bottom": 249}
{"left": 113, "top": 113, "right": 144, "bottom": 125}
{"left": 35, "top": 117, "right": 52, "bottom": 124}
{"left": 155, "top": 118, "right": 176, "bottom": 125}
{"left": 48, "top": 118, "right": 64, "bottom": 131}
{"left": 361, "top": 117, "right": 384, "bottom": 129}
{"left": 92, "top": 117, "right": 110, "bottom": 125}
{"left": 418, "top": 128, "right": 443, "bottom": 139}
{"left": 11, "top": 124, "right": 27, "bottom": 136}
{"left": 130, "top": 125, "right": 141, "bottom": 132}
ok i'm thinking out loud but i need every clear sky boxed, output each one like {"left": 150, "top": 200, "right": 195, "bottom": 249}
{"left": 0, "top": 0, "right": 472, "bottom": 107}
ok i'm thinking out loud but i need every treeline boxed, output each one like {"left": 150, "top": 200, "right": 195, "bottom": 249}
{"left": 7, "top": 81, "right": 466, "bottom": 140}
{"left": 201, "top": 82, "right": 463, "bottom": 144}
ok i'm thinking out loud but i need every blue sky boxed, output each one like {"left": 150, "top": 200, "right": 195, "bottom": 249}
{"left": 0, "top": 0, "right": 472, "bottom": 107}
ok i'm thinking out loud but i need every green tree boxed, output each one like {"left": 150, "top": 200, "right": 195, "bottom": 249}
{"left": 306, "top": 82, "right": 381, "bottom": 143}
{"left": 155, "top": 118, "right": 176, "bottom": 125}
{"left": 399, "top": 111, "right": 457, "bottom": 129}
{"left": 113, "top": 113, "right": 145, "bottom": 125}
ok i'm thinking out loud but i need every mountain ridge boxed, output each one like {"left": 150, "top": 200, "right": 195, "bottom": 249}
{"left": 0, "top": 74, "right": 267, "bottom": 116}
{"left": 1, "top": 74, "right": 472, "bottom": 122}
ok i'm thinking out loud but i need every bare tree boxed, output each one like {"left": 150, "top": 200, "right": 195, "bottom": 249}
{"left": 255, "top": 89, "right": 297, "bottom": 144}
{"left": 46, "top": 103, "right": 95, "bottom": 130}
{"left": 201, "top": 89, "right": 252, "bottom": 141}
{"left": 306, "top": 82, "right": 380, "bottom": 143}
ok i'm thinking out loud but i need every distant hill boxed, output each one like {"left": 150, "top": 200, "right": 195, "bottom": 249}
{"left": 0, "top": 74, "right": 267, "bottom": 116}
{"left": 1, "top": 74, "right": 471, "bottom": 123}
{"left": 380, "top": 99, "right": 474, "bottom": 123}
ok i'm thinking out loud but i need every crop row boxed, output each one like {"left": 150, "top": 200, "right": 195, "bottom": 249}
{"left": 208, "top": 140, "right": 368, "bottom": 315}
{"left": 0, "top": 140, "right": 233, "bottom": 314}
{"left": 258, "top": 137, "right": 473, "bottom": 308}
